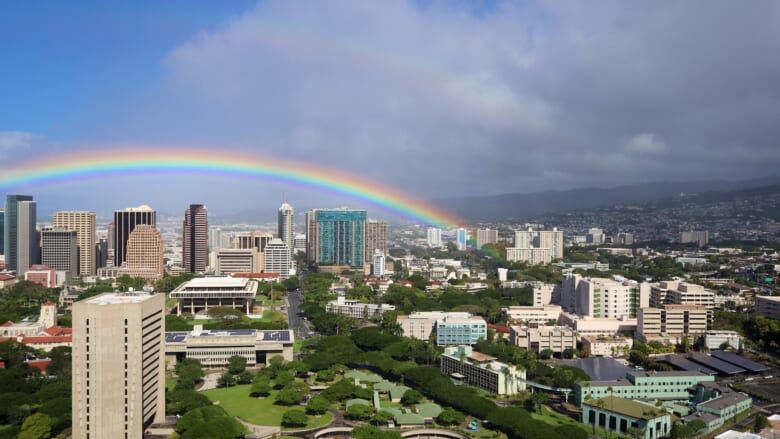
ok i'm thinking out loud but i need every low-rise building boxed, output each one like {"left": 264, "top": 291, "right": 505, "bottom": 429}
{"left": 582, "top": 335, "right": 633, "bottom": 357}
{"left": 164, "top": 325, "right": 294, "bottom": 368}
{"left": 756, "top": 295, "right": 780, "bottom": 320}
{"left": 559, "top": 312, "right": 638, "bottom": 336}
{"left": 325, "top": 296, "right": 396, "bottom": 319}
{"left": 503, "top": 305, "right": 562, "bottom": 325}
{"left": 509, "top": 325, "right": 577, "bottom": 353}
{"left": 440, "top": 346, "right": 526, "bottom": 395}
{"left": 685, "top": 383, "right": 752, "bottom": 434}
{"left": 436, "top": 314, "right": 487, "bottom": 346}
{"left": 574, "top": 370, "right": 715, "bottom": 406}
{"left": 170, "top": 276, "right": 258, "bottom": 316}
{"left": 583, "top": 396, "right": 672, "bottom": 439}
{"left": 396, "top": 311, "right": 486, "bottom": 343}
{"left": 703, "top": 331, "right": 742, "bottom": 350}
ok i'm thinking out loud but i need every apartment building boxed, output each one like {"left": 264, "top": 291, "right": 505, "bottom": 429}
{"left": 509, "top": 325, "right": 577, "bottom": 353}
{"left": 637, "top": 305, "right": 710, "bottom": 344}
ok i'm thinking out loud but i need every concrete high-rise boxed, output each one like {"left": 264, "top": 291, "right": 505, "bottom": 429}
{"left": 182, "top": 204, "right": 208, "bottom": 273}
{"left": 263, "top": 238, "right": 290, "bottom": 279}
{"left": 680, "top": 230, "right": 709, "bottom": 247}
{"left": 506, "top": 228, "right": 563, "bottom": 265}
{"left": 113, "top": 205, "right": 156, "bottom": 268}
{"left": 278, "top": 202, "right": 294, "bottom": 262}
{"left": 4, "top": 195, "right": 35, "bottom": 273}
{"left": 476, "top": 229, "right": 498, "bottom": 249}
{"left": 309, "top": 208, "right": 366, "bottom": 268}
{"left": 40, "top": 228, "right": 79, "bottom": 279}
{"left": 72, "top": 292, "right": 165, "bottom": 438}
{"left": 124, "top": 225, "right": 164, "bottom": 280}
{"left": 16, "top": 200, "right": 38, "bottom": 275}
{"left": 0, "top": 208, "right": 4, "bottom": 258}
{"left": 372, "top": 249, "right": 386, "bottom": 277}
{"left": 427, "top": 227, "right": 442, "bottom": 247}
{"left": 364, "top": 220, "right": 387, "bottom": 264}
{"left": 54, "top": 211, "right": 96, "bottom": 276}
{"left": 305, "top": 209, "right": 318, "bottom": 264}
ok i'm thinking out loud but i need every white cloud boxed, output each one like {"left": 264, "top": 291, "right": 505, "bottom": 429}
{"left": 0, "top": 131, "right": 44, "bottom": 157}
{"left": 625, "top": 133, "right": 669, "bottom": 155}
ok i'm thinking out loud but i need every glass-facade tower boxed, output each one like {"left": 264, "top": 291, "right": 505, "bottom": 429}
{"left": 315, "top": 209, "right": 366, "bottom": 268}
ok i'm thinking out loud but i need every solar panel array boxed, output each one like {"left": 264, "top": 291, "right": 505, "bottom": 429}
{"left": 710, "top": 350, "right": 770, "bottom": 373}
{"left": 165, "top": 332, "right": 188, "bottom": 343}
{"left": 687, "top": 352, "right": 745, "bottom": 375}
{"left": 662, "top": 354, "right": 718, "bottom": 375}
{"left": 261, "top": 330, "right": 291, "bottom": 342}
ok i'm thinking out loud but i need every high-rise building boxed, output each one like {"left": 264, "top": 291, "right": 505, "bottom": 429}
{"left": 234, "top": 232, "right": 273, "bottom": 252}
{"left": 208, "top": 227, "right": 230, "bottom": 252}
{"left": 364, "top": 220, "right": 387, "bottom": 264}
{"left": 95, "top": 239, "right": 108, "bottom": 269}
{"left": 278, "top": 202, "right": 294, "bottom": 262}
{"left": 72, "top": 292, "right": 165, "bottom": 438}
{"left": 680, "top": 230, "right": 709, "bottom": 247}
{"left": 305, "top": 209, "right": 318, "bottom": 264}
{"left": 40, "top": 228, "right": 79, "bottom": 279}
{"left": 574, "top": 276, "right": 650, "bottom": 319}
{"left": 586, "top": 228, "right": 605, "bottom": 244}
{"left": 263, "top": 238, "right": 290, "bottom": 279}
{"left": 16, "top": 200, "right": 38, "bottom": 275}
{"left": 293, "top": 234, "right": 307, "bottom": 254}
{"left": 506, "top": 228, "right": 563, "bottom": 265}
{"left": 53, "top": 211, "right": 96, "bottom": 276}
{"left": 476, "top": 229, "right": 498, "bottom": 249}
{"left": 215, "top": 248, "right": 260, "bottom": 275}
{"left": 182, "top": 204, "right": 208, "bottom": 273}
{"left": 0, "top": 208, "right": 4, "bottom": 257}
{"left": 4, "top": 195, "right": 35, "bottom": 273}
{"left": 310, "top": 208, "right": 366, "bottom": 268}
{"left": 456, "top": 228, "right": 468, "bottom": 250}
{"left": 372, "top": 249, "right": 386, "bottom": 277}
{"left": 427, "top": 227, "right": 442, "bottom": 247}
{"left": 124, "top": 225, "right": 164, "bottom": 280}
{"left": 113, "top": 205, "right": 156, "bottom": 268}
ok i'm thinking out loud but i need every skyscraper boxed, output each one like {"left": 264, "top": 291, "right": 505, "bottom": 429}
{"left": 364, "top": 220, "right": 387, "bottom": 264}
{"left": 278, "top": 202, "right": 294, "bottom": 263}
{"left": 305, "top": 209, "right": 318, "bottom": 264}
{"left": 182, "top": 204, "right": 208, "bottom": 273}
{"left": 124, "top": 225, "right": 164, "bottom": 280}
{"left": 113, "top": 205, "right": 156, "bottom": 268}
{"left": 310, "top": 208, "right": 366, "bottom": 268}
{"left": 54, "top": 211, "right": 96, "bottom": 276}
{"left": 456, "top": 228, "right": 468, "bottom": 251}
{"left": 427, "top": 227, "right": 442, "bottom": 247}
{"left": 16, "top": 200, "right": 38, "bottom": 275}
{"left": 72, "top": 292, "right": 165, "bottom": 438}
{"left": 4, "top": 195, "right": 34, "bottom": 273}
{"left": 0, "top": 208, "right": 4, "bottom": 257}
{"left": 263, "top": 238, "right": 290, "bottom": 279}
{"left": 476, "top": 229, "right": 498, "bottom": 249}
{"left": 40, "top": 228, "right": 79, "bottom": 278}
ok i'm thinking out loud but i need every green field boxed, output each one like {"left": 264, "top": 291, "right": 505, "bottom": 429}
{"left": 203, "top": 384, "right": 332, "bottom": 430}
{"left": 530, "top": 406, "right": 610, "bottom": 437}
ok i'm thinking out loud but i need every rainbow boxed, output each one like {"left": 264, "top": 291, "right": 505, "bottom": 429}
{"left": 0, "top": 147, "right": 462, "bottom": 227}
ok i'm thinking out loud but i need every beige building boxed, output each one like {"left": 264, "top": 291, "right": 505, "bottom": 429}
{"left": 170, "top": 276, "right": 258, "bottom": 316}
{"left": 756, "top": 295, "right": 780, "bottom": 320}
{"left": 122, "top": 224, "right": 164, "bottom": 280}
{"left": 215, "top": 248, "right": 262, "bottom": 275}
{"left": 441, "top": 346, "right": 526, "bottom": 395}
{"left": 53, "top": 211, "right": 96, "bottom": 276}
{"left": 364, "top": 220, "right": 387, "bottom": 264}
{"left": 581, "top": 335, "right": 633, "bottom": 357}
{"left": 325, "top": 296, "right": 396, "bottom": 319}
{"left": 503, "top": 304, "right": 562, "bottom": 325}
{"left": 637, "top": 304, "right": 710, "bottom": 344}
{"left": 509, "top": 325, "right": 577, "bottom": 353}
{"left": 72, "top": 293, "right": 165, "bottom": 438}
{"left": 559, "top": 313, "right": 638, "bottom": 336}
{"left": 650, "top": 280, "right": 715, "bottom": 309}
{"left": 506, "top": 228, "right": 563, "bottom": 264}
{"left": 165, "top": 325, "right": 294, "bottom": 368}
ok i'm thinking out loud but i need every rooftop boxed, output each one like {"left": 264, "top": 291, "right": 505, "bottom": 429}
{"left": 85, "top": 293, "right": 154, "bottom": 305}
{"left": 585, "top": 396, "right": 668, "bottom": 420}
{"left": 181, "top": 277, "right": 248, "bottom": 288}
{"left": 698, "top": 392, "right": 751, "bottom": 410}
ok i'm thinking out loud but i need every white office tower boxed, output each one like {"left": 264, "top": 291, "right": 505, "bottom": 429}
{"left": 506, "top": 228, "right": 564, "bottom": 265}
{"left": 72, "top": 293, "right": 165, "bottom": 438}
{"left": 293, "top": 234, "right": 307, "bottom": 254}
{"left": 476, "top": 229, "right": 498, "bottom": 249}
{"left": 278, "top": 202, "right": 294, "bottom": 261}
{"left": 497, "top": 268, "right": 508, "bottom": 282}
{"left": 208, "top": 227, "right": 230, "bottom": 252}
{"left": 586, "top": 228, "right": 605, "bottom": 245}
{"left": 263, "top": 238, "right": 290, "bottom": 279}
{"left": 372, "top": 249, "right": 386, "bottom": 277}
{"left": 427, "top": 227, "right": 442, "bottom": 247}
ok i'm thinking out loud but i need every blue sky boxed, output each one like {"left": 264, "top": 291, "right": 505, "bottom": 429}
{"left": 1, "top": 1, "right": 779, "bottom": 215}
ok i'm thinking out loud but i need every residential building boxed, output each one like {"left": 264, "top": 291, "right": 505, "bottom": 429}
{"left": 215, "top": 248, "right": 261, "bottom": 275}
{"left": 263, "top": 238, "right": 290, "bottom": 279}
{"left": 40, "top": 228, "right": 78, "bottom": 281}
{"left": 756, "top": 295, "right": 780, "bottom": 320}
{"left": 650, "top": 280, "right": 715, "bottom": 310}
{"left": 364, "top": 220, "right": 387, "bottom": 264}
{"left": 72, "top": 293, "right": 165, "bottom": 438}
{"left": 325, "top": 296, "right": 396, "bottom": 319}
{"left": 372, "top": 249, "right": 386, "bottom": 277}
{"left": 165, "top": 326, "right": 294, "bottom": 367}
{"left": 397, "top": 311, "right": 444, "bottom": 341}
{"left": 616, "top": 233, "right": 634, "bottom": 246}
{"left": 277, "top": 202, "right": 294, "bottom": 261}
{"left": 170, "top": 276, "right": 258, "bottom": 316}
{"left": 427, "top": 227, "right": 442, "bottom": 247}
{"left": 436, "top": 314, "right": 487, "bottom": 346}
{"left": 637, "top": 305, "right": 710, "bottom": 344}
{"left": 456, "top": 228, "right": 468, "bottom": 250}
{"left": 440, "top": 346, "right": 526, "bottom": 395}
{"left": 573, "top": 370, "right": 715, "bottom": 406}
{"left": 475, "top": 229, "right": 498, "bottom": 249}
{"left": 506, "top": 227, "right": 563, "bottom": 264}
{"left": 503, "top": 305, "right": 562, "bottom": 325}
{"left": 581, "top": 335, "right": 633, "bottom": 357}
{"left": 53, "top": 211, "right": 96, "bottom": 276}
{"left": 4, "top": 195, "right": 34, "bottom": 273}
{"left": 122, "top": 225, "right": 164, "bottom": 280}
{"left": 582, "top": 396, "right": 671, "bottom": 439}
{"left": 680, "top": 230, "right": 709, "bottom": 247}
{"left": 703, "top": 331, "right": 742, "bottom": 350}
{"left": 113, "top": 205, "right": 156, "bottom": 268}
{"left": 509, "top": 325, "right": 577, "bottom": 353}
{"left": 587, "top": 228, "right": 605, "bottom": 245}
{"left": 182, "top": 204, "right": 208, "bottom": 273}
{"left": 310, "top": 208, "right": 366, "bottom": 268}
{"left": 574, "top": 276, "right": 650, "bottom": 319}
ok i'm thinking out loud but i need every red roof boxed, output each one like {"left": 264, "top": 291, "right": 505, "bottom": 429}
{"left": 43, "top": 326, "right": 71, "bottom": 336}
{"left": 25, "top": 359, "right": 51, "bottom": 373}
{"left": 21, "top": 336, "right": 72, "bottom": 344}
{"left": 488, "top": 324, "right": 510, "bottom": 334}
{"left": 1, "top": 321, "right": 14, "bottom": 327}
{"left": 0, "top": 360, "right": 5, "bottom": 369}
{"left": 42, "top": 301, "right": 56, "bottom": 306}
{"left": 0, "top": 275, "right": 15, "bottom": 281}
{"left": 400, "top": 281, "right": 413, "bottom": 287}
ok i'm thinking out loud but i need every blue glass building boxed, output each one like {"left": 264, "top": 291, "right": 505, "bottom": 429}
{"left": 315, "top": 209, "right": 366, "bottom": 268}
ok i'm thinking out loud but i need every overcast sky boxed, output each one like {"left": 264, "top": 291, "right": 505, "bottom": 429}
{"left": 1, "top": 1, "right": 779, "bottom": 215}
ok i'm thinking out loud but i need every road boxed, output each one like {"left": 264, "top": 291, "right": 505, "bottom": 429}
{"left": 286, "top": 288, "right": 315, "bottom": 341}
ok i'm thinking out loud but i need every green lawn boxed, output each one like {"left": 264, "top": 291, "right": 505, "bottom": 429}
{"left": 165, "top": 374, "right": 177, "bottom": 391}
{"left": 203, "top": 384, "right": 332, "bottom": 430}
{"left": 530, "top": 406, "right": 610, "bottom": 437}
{"left": 165, "top": 294, "right": 178, "bottom": 308}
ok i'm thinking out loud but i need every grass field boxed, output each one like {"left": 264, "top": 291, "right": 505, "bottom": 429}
{"left": 203, "top": 384, "right": 333, "bottom": 430}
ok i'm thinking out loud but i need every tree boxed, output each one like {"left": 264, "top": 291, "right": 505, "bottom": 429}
{"left": 281, "top": 408, "right": 309, "bottom": 427}
{"left": 563, "top": 348, "right": 577, "bottom": 359}
{"left": 627, "top": 426, "right": 645, "bottom": 439}
{"left": 250, "top": 376, "right": 272, "bottom": 397}
{"left": 175, "top": 406, "right": 244, "bottom": 439}
{"left": 227, "top": 355, "right": 247, "bottom": 375}
{"left": 688, "top": 419, "right": 707, "bottom": 435}
{"left": 166, "top": 389, "right": 212, "bottom": 416}
{"left": 530, "top": 391, "right": 549, "bottom": 414}
{"left": 401, "top": 389, "right": 424, "bottom": 406}
{"left": 217, "top": 372, "right": 236, "bottom": 388}
{"left": 276, "top": 388, "right": 304, "bottom": 405}
{"left": 274, "top": 370, "right": 295, "bottom": 389}
{"left": 539, "top": 349, "right": 553, "bottom": 360}
{"left": 437, "top": 408, "right": 465, "bottom": 426}
{"left": 286, "top": 360, "right": 311, "bottom": 377}
{"left": 236, "top": 370, "right": 253, "bottom": 385}
{"left": 347, "top": 403, "right": 372, "bottom": 420}
{"left": 374, "top": 410, "right": 395, "bottom": 425}
{"left": 755, "top": 414, "right": 770, "bottom": 433}
{"left": 18, "top": 413, "right": 53, "bottom": 439}
{"left": 306, "top": 395, "right": 330, "bottom": 415}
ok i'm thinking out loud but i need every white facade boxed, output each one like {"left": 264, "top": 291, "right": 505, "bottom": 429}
{"left": 573, "top": 275, "right": 649, "bottom": 319}
{"left": 581, "top": 335, "right": 633, "bottom": 357}
{"left": 506, "top": 227, "right": 563, "bottom": 264}
{"left": 497, "top": 268, "right": 508, "bottom": 282}
{"left": 372, "top": 249, "right": 386, "bottom": 277}
{"left": 263, "top": 238, "right": 290, "bottom": 279}
{"left": 325, "top": 296, "right": 396, "bottom": 318}
{"left": 441, "top": 346, "right": 526, "bottom": 395}
{"left": 650, "top": 280, "right": 715, "bottom": 310}
{"left": 703, "top": 331, "right": 742, "bottom": 350}
{"left": 503, "top": 305, "right": 562, "bottom": 325}
{"left": 427, "top": 227, "right": 442, "bottom": 247}
{"left": 509, "top": 325, "right": 577, "bottom": 353}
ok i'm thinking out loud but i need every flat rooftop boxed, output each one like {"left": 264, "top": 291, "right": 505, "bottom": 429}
{"left": 585, "top": 396, "right": 667, "bottom": 420}
{"left": 180, "top": 277, "right": 248, "bottom": 288}
{"left": 85, "top": 293, "right": 155, "bottom": 305}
